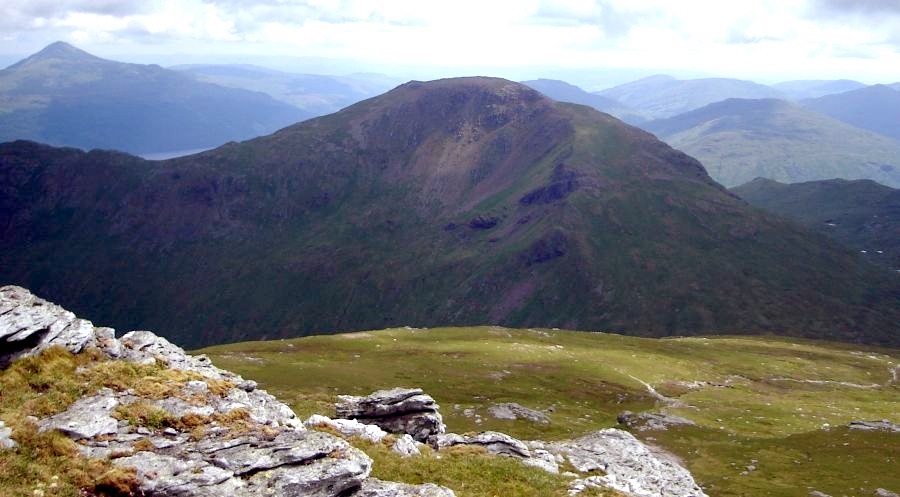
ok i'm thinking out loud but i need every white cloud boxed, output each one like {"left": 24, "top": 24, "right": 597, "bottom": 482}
{"left": 1, "top": 0, "right": 899, "bottom": 84}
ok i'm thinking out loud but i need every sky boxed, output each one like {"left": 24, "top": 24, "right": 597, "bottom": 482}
{"left": 2, "top": 0, "right": 900, "bottom": 89}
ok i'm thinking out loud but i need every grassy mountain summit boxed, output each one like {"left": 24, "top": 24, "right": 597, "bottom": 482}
{"left": 1, "top": 77, "right": 899, "bottom": 348}
{"left": 732, "top": 178, "right": 900, "bottom": 271}
{"left": 0, "top": 41, "right": 309, "bottom": 154}
{"left": 646, "top": 98, "right": 900, "bottom": 188}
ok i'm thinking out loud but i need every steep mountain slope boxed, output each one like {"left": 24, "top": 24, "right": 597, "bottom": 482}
{"left": 596, "top": 75, "right": 784, "bottom": 119}
{"left": 732, "top": 178, "right": 900, "bottom": 270}
{"left": 173, "top": 64, "right": 397, "bottom": 116}
{"left": 0, "top": 42, "right": 309, "bottom": 154}
{"left": 1, "top": 77, "right": 899, "bottom": 348}
{"left": 646, "top": 98, "right": 900, "bottom": 188}
{"left": 772, "top": 79, "right": 866, "bottom": 100}
{"left": 803, "top": 85, "right": 900, "bottom": 141}
{"left": 521, "top": 79, "right": 647, "bottom": 125}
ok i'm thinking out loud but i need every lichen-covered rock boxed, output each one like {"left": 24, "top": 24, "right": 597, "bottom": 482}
{"left": 0, "top": 420, "right": 16, "bottom": 449}
{"left": 617, "top": 411, "right": 696, "bottom": 431}
{"left": 551, "top": 429, "right": 707, "bottom": 497}
{"left": 335, "top": 388, "right": 445, "bottom": 442}
{"left": 0, "top": 286, "right": 100, "bottom": 367}
{"left": 392, "top": 434, "right": 421, "bottom": 457}
{"left": 431, "top": 431, "right": 531, "bottom": 458}
{"left": 355, "top": 478, "right": 456, "bottom": 497}
{"left": 38, "top": 389, "right": 119, "bottom": 439}
{"left": 305, "top": 415, "right": 389, "bottom": 442}
{"left": 488, "top": 402, "right": 550, "bottom": 424}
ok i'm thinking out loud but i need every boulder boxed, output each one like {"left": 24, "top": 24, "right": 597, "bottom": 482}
{"left": 876, "top": 489, "right": 899, "bottom": 497}
{"left": 487, "top": 402, "right": 550, "bottom": 424}
{"left": 355, "top": 479, "right": 456, "bottom": 497}
{"left": 38, "top": 389, "right": 119, "bottom": 439}
{"left": 431, "top": 431, "right": 531, "bottom": 458}
{"left": 305, "top": 414, "right": 389, "bottom": 443}
{"left": 392, "top": 434, "right": 421, "bottom": 457}
{"left": 617, "top": 411, "right": 696, "bottom": 431}
{"left": 335, "top": 388, "right": 445, "bottom": 442}
{"left": 549, "top": 429, "right": 708, "bottom": 497}
{"left": 0, "top": 420, "right": 16, "bottom": 449}
{"left": 848, "top": 420, "right": 900, "bottom": 432}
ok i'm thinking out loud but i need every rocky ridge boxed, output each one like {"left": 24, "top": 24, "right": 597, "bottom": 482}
{"left": 1, "top": 285, "right": 709, "bottom": 497}
{"left": 0, "top": 286, "right": 452, "bottom": 497}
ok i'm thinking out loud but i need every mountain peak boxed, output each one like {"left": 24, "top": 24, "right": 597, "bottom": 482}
{"left": 8, "top": 41, "right": 104, "bottom": 69}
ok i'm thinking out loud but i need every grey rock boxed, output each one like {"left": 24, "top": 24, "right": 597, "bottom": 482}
{"left": 0, "top": 286, "right": 101, "bottom": 367}
{"left": 198, "top": 430, "right": 350, "bottom": 476}
{"left": 306, "top": 414, "right": 389, "bottom": 442}
{"left": 431, "top": 431, "right": 531, "bottom": 458}
{"left": 550, "top": 429, "right": 707, "bottom": 497}
{"left": 488, "top": 402, "right": 550, "bottom": 424}
{"left": 335, "top": 388, "right": 445, "bottom": 442}
{"left": 876, "top": 489, "right": 899, "bottom": 497}
{"left": 392, "top": 434, "right": 421, "bottom": 457}
{"left": 809, "top": 491, "right": 832, "bottom": 497}
{"left": 0, "top": 420, "right": 16, "bottom": 449}
{"left": 849, "top": 420, "right": 900, "bottom": 432}
{"left": 355, "top": 478, "right": 456, "bottom": 496}
{"left": 38, "top": 389, "right": 119, "bottom": 439}
{"left": 522, "top": 448, "right": 559, "bottom": 473}
{"left": 113, "top": 451, "right": 240, "bottom": 497}
{"left": 617, "top": 411, "right": 696, "bottom": 431}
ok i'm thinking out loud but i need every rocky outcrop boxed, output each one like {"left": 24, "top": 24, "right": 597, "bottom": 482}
{"left": 356, "top": 479, "right": 456, "bottom": 497}
{"left": 849, "top": 420, "right": 900, "bottom": 432}
{"left": 488, "top": 402, "right": 550, "bottom": 424}
{"left": 617, "top": 411, "right": 696, "bottom": 431}
{"left": 431, "top": 431, "right": 531, "bottom": 458}
{"left": 0, "top": 286, "right": 452, "bottom": 497}
{"left": 335, "top": 388, "right": 445, "bottom": 442}
{"left": 549, "top": 429, "right": 708, "bottom": 497}
{"left": 0, "top": 285, "right": 118, "bottom": 368}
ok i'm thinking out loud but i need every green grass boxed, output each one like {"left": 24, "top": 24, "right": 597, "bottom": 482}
{"left": 198, "top": 326, "right": 900, "bottom": 497}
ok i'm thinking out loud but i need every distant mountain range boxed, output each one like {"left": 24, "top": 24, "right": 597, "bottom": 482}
{"left": 520, "top": 79, "right": 647, "bottom": 125}
{"left": 595, "top": 75, "right": 784, "bottom": 119}
{"left": 0, "top": 42, "right": 310, "bottom": 155}
{"left": 771, "top": 79, "right": 866, "bottom": 100}
{"left": 2, "top": 77, "right": 898, "bottom": 348}
{"left": 645, "top": 98, "right": 900, "bottom": 188}
{"left": 733, "top": 178, "right": 900, "bottom": 271}
{"left": 172, "top": 64, "right": 399, "bottom": 116}
{"left": 802, "top": 85, "right": 900, "bottom": 141}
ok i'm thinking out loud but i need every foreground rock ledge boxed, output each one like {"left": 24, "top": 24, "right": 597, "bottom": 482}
{"left": 0, "top": 286, "right": 455, "bottom": 497}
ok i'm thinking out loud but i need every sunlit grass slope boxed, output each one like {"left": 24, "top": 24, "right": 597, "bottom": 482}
{"left": 198, "top": 326, "right": 900, "bottom": 497}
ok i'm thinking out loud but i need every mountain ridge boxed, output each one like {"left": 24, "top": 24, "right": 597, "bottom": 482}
{"left": 2, "top": 77, "right": 899, "bottom": 347}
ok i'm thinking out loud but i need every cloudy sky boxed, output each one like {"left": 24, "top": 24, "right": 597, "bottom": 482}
{"left": 2, "top": 0, "right": 900, "bottom": 88}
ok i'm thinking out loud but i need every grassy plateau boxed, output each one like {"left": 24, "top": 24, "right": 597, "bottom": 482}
{"left": 198, "top": 326, "right": 900, "bottom": 497}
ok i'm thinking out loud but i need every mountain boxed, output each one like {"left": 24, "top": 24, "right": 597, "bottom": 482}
{"left": 521, "top": 79, "right": 647, "bottom": 125}
{"left": 173, "top": 64, "right": 398, "bottom": 116}
{"left": 0, "top": 42, "right": 310, "bottom": 155}
{"left": 802, "top": 85, "right": 900, "bottom": 141}
{"left": 772, "top": 79, "right": 866, "bottom": 100}
{"left": 2, "top": 77, "right": 899, "bottom": 348}
{"left": 732, "top": 178, "right": 900, "bottom": 270}
{"left": 595, "top": 75, "right": 784, "bottom": 119}
{"left": 645, "top": 98, "right": 900, "bottom": 188}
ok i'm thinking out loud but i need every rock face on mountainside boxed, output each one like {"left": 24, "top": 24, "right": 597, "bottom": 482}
{"left": 3, "top": 77, "right": 899, "bottom": 348}
{"left": 0, "top": 286, "right": 453, "bottom": 497}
